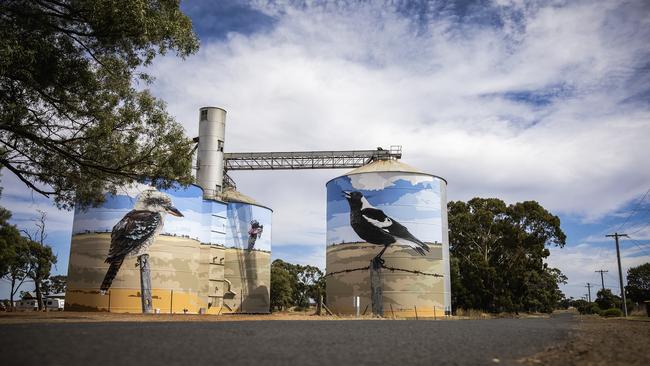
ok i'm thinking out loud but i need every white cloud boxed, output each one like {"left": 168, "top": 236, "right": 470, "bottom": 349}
{"left": 2, "top": 1, "right": 649, "bottom": 285}
{"left": 140, "top": 0, "right": 650, "bottom": 275}
{"left": 548, "top": 240, "right": 650, "bottom": 299}
{"left": 149, "top": 0, "right": 649, "bottom": 221}
{"left": 0, "top": 171, "right": 74, "bottom": 234}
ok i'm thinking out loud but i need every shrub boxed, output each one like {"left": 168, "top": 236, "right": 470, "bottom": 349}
{"left": 601, "top": 308, "right": 623, "bottom": 317}
{"left": 589, "top": 304, "right": 601, "bottom": 315}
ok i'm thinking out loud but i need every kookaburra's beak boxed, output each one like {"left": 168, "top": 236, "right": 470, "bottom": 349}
{"left": 166, "top": 205, "right": 183, "bottom": 217}
{"left": 342, "top": 191, "right": 352, "bottom": 199}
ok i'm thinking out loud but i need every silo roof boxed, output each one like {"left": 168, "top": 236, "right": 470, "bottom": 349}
{"left": 221, "top": 188, "right": 272, "bottom": 211}
{"left": 335, "top": 159, "right": 447, "bottom": 184}
{"left": 346, "top": 159, "right": 424, "bottom": 175}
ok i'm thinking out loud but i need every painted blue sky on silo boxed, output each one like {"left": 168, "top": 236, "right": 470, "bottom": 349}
{"left": 226, "top": 202, "right": 272, "bottom": 252}
{"left": 327, "top": 173, "right": 443, "bottom": 246}
{"left": 70, "top": 184, "right": 234, "bottom": 245}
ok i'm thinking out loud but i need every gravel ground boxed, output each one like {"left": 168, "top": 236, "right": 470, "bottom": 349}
{"left": 519, "top": 316, "right": 650, "bottom": 366}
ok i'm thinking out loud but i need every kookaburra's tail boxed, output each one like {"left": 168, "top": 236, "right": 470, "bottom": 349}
{"left": 100, "top": 258, "right": 124, "bottom": 292}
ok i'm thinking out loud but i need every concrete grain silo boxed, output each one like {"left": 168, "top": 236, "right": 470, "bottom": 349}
{"left": 197, "top": 107, "right": 226, "bottom": 199}
{"left": 221, "top": 188, "right": 272, "bottom": 313}
{"left": 65, "top": 106, "right": 272, "bottom": 314}
{"left": 325, "top": 160, "right": 450, "bottom": 317}
{"left": 65, "top": 184, "right": 213, "bottom": 313}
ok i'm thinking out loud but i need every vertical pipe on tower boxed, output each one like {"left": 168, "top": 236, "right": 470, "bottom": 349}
{"left": 197, "top": 107, "right": 226, "bottom": 199}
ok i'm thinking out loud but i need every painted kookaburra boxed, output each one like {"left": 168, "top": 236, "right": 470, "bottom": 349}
{"left": 100, "top": 189, "right": 183, "bottom": 292}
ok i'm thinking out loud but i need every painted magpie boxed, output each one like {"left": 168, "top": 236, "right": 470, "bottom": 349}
{"left": 343, "top": 191, "right": 429, "bottom": 262}
{"left": 100, "top": 189, "right": 183, "bottom": 292}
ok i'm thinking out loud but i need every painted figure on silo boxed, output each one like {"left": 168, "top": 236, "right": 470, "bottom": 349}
{"left": 101, "top": 189, "right": 183, "bottom": 293}
{"left": 342, "top": 190, "right": 429, "bottom": 264}
{"left": 247, "top": 219, "right": 264, "bottom": 250}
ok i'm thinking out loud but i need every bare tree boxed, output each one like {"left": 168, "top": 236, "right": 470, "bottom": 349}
{"left": 22, "top": 210, "right": 57, "bottom": 310}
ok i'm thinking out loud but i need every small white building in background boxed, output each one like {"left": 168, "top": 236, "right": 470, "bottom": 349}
{"left": 15, "top": 299, "right": 38, "bottom": 311}
{"left": 14, "top": 292, "right": 66, "bottom": 311}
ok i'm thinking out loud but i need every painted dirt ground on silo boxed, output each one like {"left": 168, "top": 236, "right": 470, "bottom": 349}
{"left": 326, "top": 242, "right": 446, "bottom": 318}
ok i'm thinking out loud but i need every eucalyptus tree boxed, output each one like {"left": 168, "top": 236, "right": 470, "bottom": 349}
{"left": 449, "top": 198, "right": 566, "bottom": 313}
{"left": 0, "top": 0, "right": 200, "bottom": 209}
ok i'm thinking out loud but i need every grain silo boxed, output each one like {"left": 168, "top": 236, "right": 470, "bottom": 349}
{"left": 65, "top": 184, "right": 215, "bottom": 313}
{"left": 65, "top": 106, "right": 273, "bottom": 314}
{"left": 221, "top": 188, "right": 272, "bottom": 313}
{"left": 325, "top": 160, "right": 450, "bottom": 317}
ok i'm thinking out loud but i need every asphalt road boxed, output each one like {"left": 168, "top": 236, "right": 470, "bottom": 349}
{"left": 0, "top": 313, "right": 576, "bottom": 366}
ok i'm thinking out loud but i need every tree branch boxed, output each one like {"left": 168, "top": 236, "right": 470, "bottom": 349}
{"left": 0, "top": 158, "right": 56, "bottom": 196}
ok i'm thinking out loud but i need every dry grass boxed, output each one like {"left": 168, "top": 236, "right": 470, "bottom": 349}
{"left": 454, "top": 308, "right": 490, "bottom": 319}
{"left": 519, "top": 315, "right": 650, "bottom": 366}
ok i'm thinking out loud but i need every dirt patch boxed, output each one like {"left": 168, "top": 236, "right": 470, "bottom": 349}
{"left": 0, "top": 310, "right": 552, "bottom": 324}
{"left": 519, "top": 315, "right": 650, "bottom": 366}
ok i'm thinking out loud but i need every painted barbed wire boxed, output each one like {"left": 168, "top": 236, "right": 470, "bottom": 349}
{"left": 324, "top": 264, "right": 443, "bottom": 278}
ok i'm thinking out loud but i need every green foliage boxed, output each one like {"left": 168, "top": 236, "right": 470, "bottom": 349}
{"left": 601, "top": 308, "right": 623, "bottom": 317}
{"left": 449, "top": 198, "right": 567, "bottom": 313}
{"left": 625, "top": 262, "right": 650, "bottom": 303}
{"left": 0, "top": 204, "right": 22, "bottom": 277}
{"left": 270, "top": 259, "right": 326, "bottom": 310}
{"left": 557, "top": 295, "right": 574, "bottom": 309}
{"left": 595, "top": 289, "right": 619, "bottom": 310}
{"left": 20, "top": 210, "right": 58, "bottom": 309}
{"left": 589, "top": 303, "right": 602, "bottom": 315}
{"left": 270, "top": 261, "right": 293, "bottom": 312}
{"left": 2, "top": 235, "right": 33, "bottom": 307}
{"left": 42, "top": 275, "right": 67, "bottom": 295}
{"left": 0, "top": 0, "right": 199, "bottom": 209}
{"left": 572, "top": 299, "right": 590, "bottom": 314}
{"left": 26, "top": 240, "right": 57, "bottom": 308}
{"left": 571, "top": 299, "right": 602, "bottom": 315}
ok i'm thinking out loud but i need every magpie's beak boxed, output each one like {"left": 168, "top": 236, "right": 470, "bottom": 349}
{"left": 166, "top": 205, "right": 183, "bottom": 217}
{"left": 342, "top": 191, "right": 352, "bottom": 199}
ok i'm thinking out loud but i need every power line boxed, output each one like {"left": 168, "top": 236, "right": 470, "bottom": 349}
{"left": 628, "top": 221, "right": 650, "bottom": 236}
{"left": 617, "top": 188, "right": 650, "bottom": 232}
{"left": 624, "top": 236, "right": 650, "bottom": 257}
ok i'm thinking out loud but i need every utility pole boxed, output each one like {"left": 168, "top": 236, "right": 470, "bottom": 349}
{"left": 606, "top": 233, "right": 629, "bottom": 317}
{"left": 595, "top": 269, "right": 608, "bottom": 291}
{"left": 585, "top": 283, "right": 593, "bottom": 303}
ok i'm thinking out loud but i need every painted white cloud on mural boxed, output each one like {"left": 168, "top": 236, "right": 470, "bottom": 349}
{"left": 389, "top": 189, "right": 442, "bottom": 210}
{"left": 350, "top": 173, "right": 435, "bottom": 192}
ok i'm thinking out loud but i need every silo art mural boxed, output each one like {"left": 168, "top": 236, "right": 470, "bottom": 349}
{"left": 326, "top": 161, "right": 450, "bottom": 317}
{"left": 65, "top": 183, "right": 272, "bottom": 314}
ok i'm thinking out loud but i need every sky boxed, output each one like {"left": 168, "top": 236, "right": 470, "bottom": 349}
{"left": 2, "top": 0, "right": 650, "bottom": 301}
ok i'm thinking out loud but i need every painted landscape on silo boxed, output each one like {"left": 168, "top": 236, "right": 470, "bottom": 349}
{"left": 326, "top": 171, "right": 448, "bottom": 316}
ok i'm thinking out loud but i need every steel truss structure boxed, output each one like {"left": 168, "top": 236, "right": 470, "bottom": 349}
{"left": 224, "top": 146, "right": 402, "bottom": 171}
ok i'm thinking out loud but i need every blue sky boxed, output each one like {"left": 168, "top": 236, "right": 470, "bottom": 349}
{"left": 2, "top": 0, "right": 649, "bottom": 300}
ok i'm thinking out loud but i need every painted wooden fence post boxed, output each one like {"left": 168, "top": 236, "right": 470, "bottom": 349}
{"left": 370, "top": 257, "right": 383, "bottom": 317}
{"left": 138, "top": 254, "right": 153, "bottom": 314}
